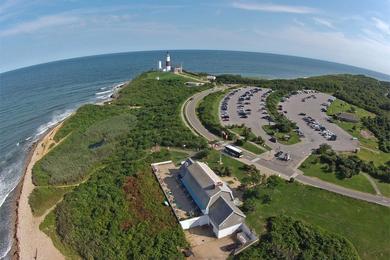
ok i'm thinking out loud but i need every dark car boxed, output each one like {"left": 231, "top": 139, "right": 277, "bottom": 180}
{"left": 274, "top": 151, "right": 283, "bottom": 157}
{"left": 269, "top": 137, "right": 277, "bottom": 143}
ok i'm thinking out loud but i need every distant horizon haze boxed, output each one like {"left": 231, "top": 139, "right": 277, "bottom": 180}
{"left": 2, "top": 49, "right": 390, "bottom": 81}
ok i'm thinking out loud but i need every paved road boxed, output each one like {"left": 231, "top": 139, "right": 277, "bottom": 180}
{"left": 184, "top": 87, "right": 226, "bottom": 141}
{"left": 183, "top": 87, "right": 390, "bottom": 207}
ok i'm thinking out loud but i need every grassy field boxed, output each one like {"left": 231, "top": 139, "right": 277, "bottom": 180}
{"left": 246, "top": 179, "right": 390, "bottom": 260}
{"left": 374, "top": 179, "right": 390, "bottom": 197}
{"left": 262, "top": 125, "right": 300, "bottom": 145}
{"left": 29, "top": 186, "right": 74, "bottom": 217}
{"left": 327, "top": 99, "right": 389, "bottom": 166}
{"left": 299, "top": 155, "right": 376, "bottom": 194}
{"left": 327, "top": 99, "right": 375, "bottom": 119}
{"left": 240, "top": 141, "right": 266, "bottom": 155}
{"left": 203, "top": 149, "right": 248, "bottom": 181}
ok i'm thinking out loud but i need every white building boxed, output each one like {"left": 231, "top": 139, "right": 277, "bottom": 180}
{"left": 179, "top": 159, "right": 246, "bottom": 238}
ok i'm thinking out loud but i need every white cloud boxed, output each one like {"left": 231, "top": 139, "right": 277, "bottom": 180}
{"left": 232, "top": 1, "right": 318, "bottom": 14}
{"left": 372, "top": 17, "right": 390, "bottom": 35}
{"left": 313, "top": 17, "right": 335, "bottom": 29}
{"left": 0, "top": 14, "right": 79, "bottom": 36}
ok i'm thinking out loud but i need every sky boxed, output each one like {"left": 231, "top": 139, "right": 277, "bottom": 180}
{"left": 0, "top": 0, "right": 390, "bottom": 74}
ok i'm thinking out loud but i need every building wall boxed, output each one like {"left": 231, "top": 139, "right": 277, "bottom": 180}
{"left": 180, "top": 215, "right": 209, "bottom": 230}
{"left": 216, "top": 223, "right": 243, "bottom": 238}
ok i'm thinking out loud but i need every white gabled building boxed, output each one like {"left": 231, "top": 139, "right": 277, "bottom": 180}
{"left": 179, "top": 159, "right": 246, "bottom": 238}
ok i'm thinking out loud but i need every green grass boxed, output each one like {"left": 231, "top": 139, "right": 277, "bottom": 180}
{"left": 374, "top": 179, "right": 390, "bottom": 197}
{"left": 299, "top": 155, "right": 376, "bottom": 194}
{"left": 29, "top": 186, "right": 74, "bottom": 217}
{"left": 356, "top": 148, "right": 390, "bottom": 167}
{"left": 167, "top": 150, "right": 191, "bottom": 165}
{"left": 203, "top": 149, "right": 248, "bottom": 181}
{"left": 246, "top": 180, "right": 390, "bottom": 260}
{"left": 40, "top": 211, "right": 81, "bottom": 260}
{"left": 230, "top": 127, "right": 257, "bottom": 140}
{"left": 326, "top": 99, "right": 390, "bottom": 166}
{"left": 239, "top": 141, "right": 266, "bottom": 155}
{"left": 262, "top": 125, "right": 300, "bottom": 145}
{"left": 327, "top": 99, "right": 375, "bottom": 119}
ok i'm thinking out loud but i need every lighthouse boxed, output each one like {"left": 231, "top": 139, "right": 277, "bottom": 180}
{"left": 165, "top": 52, "right": 171, "bottom": 72}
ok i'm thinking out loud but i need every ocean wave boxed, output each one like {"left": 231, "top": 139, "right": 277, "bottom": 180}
{"left": 0, "top": 158, "right": 23, "bottom": 210}
{"left": 0, "top": 242, "right": 11, "bottom": 260}
{"left": 95, "top": 89, "right": 113, "bottom": 96}
{"left": 34, "top": 109, "right": 73, "bottom": 138}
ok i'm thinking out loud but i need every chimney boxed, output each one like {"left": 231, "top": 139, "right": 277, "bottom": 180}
{"left": 214, "top": 181, "right": 223, "bottom": 188}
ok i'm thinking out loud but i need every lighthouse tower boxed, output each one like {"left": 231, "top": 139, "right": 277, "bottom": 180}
{"left": 165, "top": 52, "right": 171, "bottom": 72}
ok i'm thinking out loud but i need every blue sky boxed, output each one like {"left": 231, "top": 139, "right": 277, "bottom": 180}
{"left": 1, "top": 0, "right": 390, "bottom": 74}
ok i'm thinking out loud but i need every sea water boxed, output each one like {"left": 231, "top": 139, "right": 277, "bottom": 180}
{"left": 0, "top": 50, "right": 389, "bottom": 259}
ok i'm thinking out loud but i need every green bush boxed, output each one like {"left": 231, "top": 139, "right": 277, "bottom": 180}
{"left": 236, "top": 216, "right": 359, "bottom": 260}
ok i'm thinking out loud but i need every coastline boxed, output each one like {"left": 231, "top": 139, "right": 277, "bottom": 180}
{"left": 12, "top": 121, "right": 66, "bottom": 260}
{"left": 10, "top": 81, "right": 128, "bottom": 260}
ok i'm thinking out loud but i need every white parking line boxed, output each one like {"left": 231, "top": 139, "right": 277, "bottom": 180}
{"left": 251, "top": 158, "right": 260, "bottom": 162}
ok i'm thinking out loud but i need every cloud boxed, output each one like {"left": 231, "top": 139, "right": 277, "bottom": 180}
{"left": 232, "top": 1, "right": 318, "bottom": 14}
{"left": 313, "top": 17, "right": 335, "bottom": 29}
{"left": 0, "top": 14, "right": 79, "bottom": 36}
{"left": 372, "top": 17, "right": 390, "bottom": 35}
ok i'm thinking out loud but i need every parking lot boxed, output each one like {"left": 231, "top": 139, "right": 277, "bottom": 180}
{"left": 280, "top": 91, "right": 359, "bottom": 152}
{"left": 220, "top": 86, "right": 274, "bottom": 138}
{"left": 219, "top": 87, "right": 359, "bottom": 170}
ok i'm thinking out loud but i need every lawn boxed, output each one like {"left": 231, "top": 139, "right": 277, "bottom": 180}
{"left": 29, "top": 186, "right": 74, "bottom": 217}
{"left": 374, "top": 179, "right": 390, "bottom": 197}
{"left": 262, "top": 125, "right": 300, "bottom": 145}
{"left": 327, "top": 99, "right": 389, "bottom": 166}
{"left": 203, "top": 149, "right": 248, "bottom": 181}
{"left": 299, "top": 155, "right": 376, "bottom": 194}
{"left": 230, "top": 127, "right": 256, "bottom": 140}
{"left": 246, "top": 179, "right": 390, "bottom": 260}
{"left": 327, "top": 99, "right": 375, "bottom": 119}
{"left": 240, "top": 141, "right": 266, "bottom": 155}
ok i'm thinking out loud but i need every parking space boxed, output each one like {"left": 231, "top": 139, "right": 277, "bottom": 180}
{"left": 218, "top": 87, "right": 360, "bottom": 173}
{"left": 280, "top": 91, "right": 359, "bottom": 152}
{"left": 220, "top": 86, "right": 274, "bottom": 139}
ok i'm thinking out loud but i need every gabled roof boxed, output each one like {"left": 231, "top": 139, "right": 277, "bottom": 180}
{"left": 208, "top": 195, "right": 245, "bottom": 230}
{"left": 180, "top": 160, "right": 232, "bottom": 210}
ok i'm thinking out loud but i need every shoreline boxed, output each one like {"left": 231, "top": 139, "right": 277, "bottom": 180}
{"left": 12, "top": 121, "right": 67, "bottom": 260}
{"left": 10, "top": 139, "right": 40, "bottom": 259}
{"left": 10, "top": 80, "right": 128, "bottom": 259}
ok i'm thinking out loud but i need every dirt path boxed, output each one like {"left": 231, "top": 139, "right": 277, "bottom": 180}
{"left": 362, "top": 173, "right": 382, "bottom": 196}
{"left": 16, "top": 123, "right": 65, "bottom": 260}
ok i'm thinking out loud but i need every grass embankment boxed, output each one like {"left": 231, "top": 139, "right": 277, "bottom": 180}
{"left": 245, "top": 178, "right": 390, "bottom": 260}
{"left": 299, "top": 155, "right": 375, "bottom": 194}
{"left": 203, "top": 149, "right": 248, "bottom": 181}
{"left": 33, "top": 71, "right": 208, "bottom": 259}
{"left": 264, "top": 91, "right": 300, "bottom": 145}
{"left": 29, "top": 186, "right": 74, "bottom": 217}
{"left": 229, "top": 126, "right": 269, "bottom": 154}
{"left": 196, "top": 89, "right": 233, "bottom": 139}
{"left": 262, "top": 125, "right": 300, "bottom": 145}
{"left": 327, "top": 99, "right": 389, "bottom": 166}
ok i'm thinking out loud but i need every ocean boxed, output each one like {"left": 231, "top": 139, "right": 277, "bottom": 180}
{"left": 0, "top": 50, "right": 389, "bottom": 259}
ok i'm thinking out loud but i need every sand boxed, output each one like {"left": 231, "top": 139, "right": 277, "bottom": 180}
{"left": 15, "top": 123, "right": 65, "bottom": 260}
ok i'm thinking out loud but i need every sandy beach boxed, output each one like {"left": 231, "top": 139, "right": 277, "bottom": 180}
{"left": 15, "top": 123, "right": 65, "bottom": 260}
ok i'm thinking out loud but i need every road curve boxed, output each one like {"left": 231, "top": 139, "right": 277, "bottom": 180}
{"left": 183, "top": 87, "right": 390, "bottom": 208}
